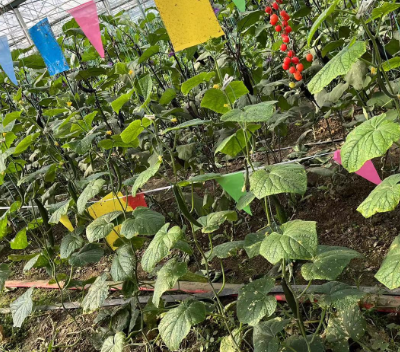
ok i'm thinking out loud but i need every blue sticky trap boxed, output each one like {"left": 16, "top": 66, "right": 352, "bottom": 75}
{"left": 0, "top": 35, "right": 17, "bottom": 85}
{"left": 28, "top": 18, "right": 69, "bottom": 76}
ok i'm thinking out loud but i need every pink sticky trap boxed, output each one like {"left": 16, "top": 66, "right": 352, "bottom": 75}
{"left": 67, "top": 1, "right": 104, "bottom": 58}
{"left": 333, "top": 150, "right": 382, "bottom": 185}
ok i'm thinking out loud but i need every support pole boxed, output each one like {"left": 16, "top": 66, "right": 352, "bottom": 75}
{"left": 13, "top": 7, "right": 33, "bottom": 46}
{"left": 137, "top": 0, "right": 146, "bottom": 18}
{"left": 102, "top": 0, "right": 112, "bottom": 16}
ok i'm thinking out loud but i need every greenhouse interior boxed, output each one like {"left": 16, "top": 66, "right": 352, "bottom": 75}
{"left": 1, "top": 0, "right": 400, "bottom": 351}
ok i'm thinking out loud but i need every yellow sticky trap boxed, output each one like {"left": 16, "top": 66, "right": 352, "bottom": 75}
{"left": 60, "top": 214, "right": 74, "bottom": 232}
{"left": 154, "top": 0, "right": 225, "bottom": 52}
{"left": 88, "top": 192, "right": 133, "bottom": 250}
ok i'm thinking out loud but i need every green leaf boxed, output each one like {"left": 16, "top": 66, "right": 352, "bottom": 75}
{"left": 74, "top": 68, "right": 106, "bottom": 80}
{"left": 315, "top": 282, "right": 365, "bottom": 309}
{"left": 138, "top": 45, "right": 159, "bottom": 64}
{"left": 260, "top": 220, "right": 317, "bottom": 264}
{"left": 141, "top": 223, "right": 182, "bottom": 272}
{"left": 121, "top": 120, "right": 144, "bottom": 144}
{"left": 3, "top": 111, "right": 22, "bottom": 126}
{"left": 121, "top": 207, "right": 165, "bottom": 238}
{"left": 176, "top": 143, "right": 196, "bottom": 160}
{"left": 253, "top": 318, "right": 290, "bottom": 352}
{"left": 162, "top": 118, "right": 209, "bottom": 133}
{"left": 68, "top": 243, "right": 104, "bottom": 267}
{"left": 87, "top": 211, "right": 122, "bottom": 242}
{"left": 77, "top": 179, "right": 105, "bottom": 214}
{"left": 178, "top": 172, "right": 221, "bottom": 187}
{"left": 111, "top": 245, "right": 136, "bottom": 281}
{"left": 308, "top": 41, "right": 367, "bottom": 94}
{"left": 195, "top": 210, "right": 238, "bottom": 233}
{"left": 283, "top": 336, "right": 325, "bottom": 352}
{"left": 237, "top": 191, "right": 255, "bottom": 211}
{"left": 49, "top": 200, "right": 70, "bottom": 224}
{"left": 367, "top": 2, "right": 400, "bottom": 22}
{"left": 63, "top": 133, "right": 99, "bottom": 155}
{"left": 237, "top": 277, "right": 277, "bottom": 326}
{"left": 137, "top": 74, "right": 153, "bottom": 108}
{"left": 341, "top": 114, "right": 400, "bottom": 172}
{"left": 13, "top": 133, "right": 40, "bottom": 155}
{"left": 201, "top": 88, "right": 229, "bottom": 114}
{"left": 159, "top": 299, "right": 206, "bottom": 350}
{"left": 357, "top": 174, "right": 400, "bottom": 218}
{"left": 206, "top": 241, "right": 244, "bottom": 261}
{"left": 221, "top": 101, "right": 277, "bottom": 123}
{"left": 0, "top": 263, "right": 11, "bottom": 291}
{"left": 321, "top": 39, "right": 345, "bottom": 57}
{"left": 301, "top": 245, "right": 362, "bottom": 280}
{"left": 60, "top": 228, "right": 84, "bottom": 259}
{"left": 307, "top": 0, "right": 341, "bottom": 46}
{"left": 82, "top": 273, "right": 108, "bottom": 313}
{"left": 244, "top": 232, "right": 266, "bottom": 259}
{"left": 153, "top": 258, "right": 187, "bottom": 307}
{"left": 111, "top": 89, "right": 135, "bottom": 114}
{"left": 181, "top": 72, "right": 215, "bottom": 95}
{"left": 215, "top": 127, "right": 259, "bottom": 157}
{"left": 225, "top": 81, "right": 249, "bottom": 103}
{"left": 11, "top": 287, "right": 34, "bottom": 327}
{"left": 381, "top": 57, "right": 400, "bottom": 71}
{"left": 43, "top": 108, "right": 67, "bottom": 117}
{"left": 375, "top": 235, "right": 400, "bottom": 289}
{"left": 159, "top": 88, "right": 176, "bottom": 105}
{"left": 17, "top": 164, "right": 56, "bottom": 186}
{"left": 10, "top": 228, "right": 28, "bottom": 250}
{"left": 132, "top": 161, "right": 161, "bottom": 196}
{"left": 101, "top": 332, "right": 125, "bottom": 352}
{"left": 220, "top": 329, "right": 242, "bottom": 352}
{"left": 250, "top": 164, "right": 307, "bottom": 199}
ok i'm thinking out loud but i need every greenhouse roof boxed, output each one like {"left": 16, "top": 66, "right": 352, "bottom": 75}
{"left": 0, "top": 0, "right": 155, "bottom": 49}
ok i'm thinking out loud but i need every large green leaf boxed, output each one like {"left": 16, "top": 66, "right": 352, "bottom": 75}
{"left": 250, "top": 164, "right": 307, "bottom": 199}
{"left": 141, "top": 223, "right": 182, "bottom": 272}
{"left": 308, "top": 41, "right": 366, "bottom": 94}
{"left": 132, "top": 161, "right": 161, "bottom": 196}
{"left": 225, "top": 81, "right": 249, "bottom": 103}
{"left": 87, "top": 211, "right": 122, "bottom": 242}
{"left": 11, "top": 287, "right": 34, "bottom": 327}
{"left": 301, "top": 245, "right": 362, "bottom": 280}
{"left": 181, "top": 72, "right": 215, "bottom": 95}
{"left": 137, "top": 74, "right": 153, "bottom": 108}
{"left": 159, "top": 88, "right": 176, "bottom": 105}
{"left": 260, "top": 220, "right": 317, "bottom": 264}
{"left": 205, "top": 241, "right": 244, "bottom": 261}
{"left": 237, "top": 277, "right": 277, "bottom": 326}
{"left": 201, "top": 88, "right": 229, "bottom": 114}
{"left": 13, "top": 133, "right": 40, "bottom": 155}
{"left": 82, "top": 273, "right": 109, "bottom": 313}
{"left": 152, "top": 258, "right": 187, "bottom": 307}
{"left": 77, "top": 179, "right": 105, "bottom": 214}
{"left": 101, "top": 332, "right": 125, "bottom": 352}
{"left": 215, "top": 125, "right": 260, "bottom": 157}
{"left": 49, "top": 200, "right": 71, "bottom": 224}
{"left": 244, "top": 232, "right": 265, "bottom": 258}
{"left": 10, "top": 228, "right": 28, "bottom": 250}
{"left": 0, "top": 214, "right": 7, "bottom": 240}
{"left": 159, "top": 299, "right": 206, "bottom": 350}
{"left": 381, "top": 57, "right": 400, "bottom": 71}
{"left": 283, "top": 336, "right": 324, "bottom": 352}
{"left": 162, "top": 119, "right": 209, "bottom": 133}
{"left": 195, "top": 210, "right": 238, "bottom": 233}
{"left": 357, "top": 174, "right": 400, "bottom": 218}
{"left": 63, "top": 133, "right": 99, "bottom": 154}
{"left": 221, "top": 101, "right": 277, "bottom": 123}
{"left": 111, "top": 245, "right": 136, "bottom": 281}
{"left": 121, "top": 207, "right": 165, "bottom": 238}
{"left": 111, "top": 89, "right": 135, "bottom": 114}
{"left": 315, "top": 282, "right": 365, "bottom": 309}
{"left": 138, "top": 45, "right": 159, "bottom": 64}
{"left": 367, "top": 2, "right": 400, "bottom": 22}
{"left": 60, "top": 227, "right": 85, "bottom": 259}
{"left": 307, "top": 0, "right": 341, "bottom": 46}
{"left": 68, "top": 243, "right": 104, "bottom": 267}
{"left": 0, "top": 263, "right": 11, "bottom": 291}
{"left": 375, "top": 235, "right": 400, "bottom": 289}
{"left": 253, "top": 318, "right": 290, "bottom": 352}
{"left": 341, "top": 114, "right": 400, "bottom": 172}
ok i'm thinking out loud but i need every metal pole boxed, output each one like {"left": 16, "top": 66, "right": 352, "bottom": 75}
{"left": 137, "top": 0, "right": 146, "bottom": 18}
{"left": 13, "top": 7, "right": 33, "bottom": 46}
{"left": 102, "top": 0, "right": 112, "bottom": 16}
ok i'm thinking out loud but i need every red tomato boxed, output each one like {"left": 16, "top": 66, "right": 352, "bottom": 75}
{"left": 272, "top": 2, "right": 279, "bottom": 10}
{"left": 287, "top": 50, "right": 295, "bottom": 57}
{"left": 282, "top": 63, "right": 290, "bottom": 70}
{"left": 265, "top": 6, "right": 272, "bottom": 13}
{"left": 282, "top": 36, "right": 289, "bottom": 43}
{"left": 306, "top": 53, "right": 313, "bottom": 62}
{"left": 275, "top": 25, "right": 282, "bottom": 32}
{"left": 296, "top": 63, "right": 304, "bottom": 72}
{"left": 291, "top": 57, "right": 299, "bottom": 64}
{"left": 280, "top": 44, "right": 287, "bottom": 51}
{"left": 289, "top": 66, "right": 296, "bottom": 74}
{"left": 283, "top": 57, "right": 291, "bottom": 65}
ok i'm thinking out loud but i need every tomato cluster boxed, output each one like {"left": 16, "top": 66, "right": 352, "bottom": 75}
{"left": 265, "top": 2, "right": 314, "bottom": 83}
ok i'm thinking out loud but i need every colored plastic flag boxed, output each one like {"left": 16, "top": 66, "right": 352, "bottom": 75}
{"left": 28, "top": 18, "right": 70, "bottom": 76}
{"left": 60, "top": 214, "right": 74, "bottom": 232}
{"left": 217, "top": 173, "right": 252, "bottom": 215}
{"left": 233, "top": 0, "right": 246, "bottom": 12}
{"left": 0, "top": 36, "right": 17, "bottom": 85}
{"left": 87, "top": 192, "right": 147, "bottom": 249}
{"left": 333, "top": 150, "right": 382, "bottom": 185}
{"left": 67, "top": 1, "right": 104, "bottom": 58}
{"left": 154, "top": 0, "right": 225, "bottom": 52}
